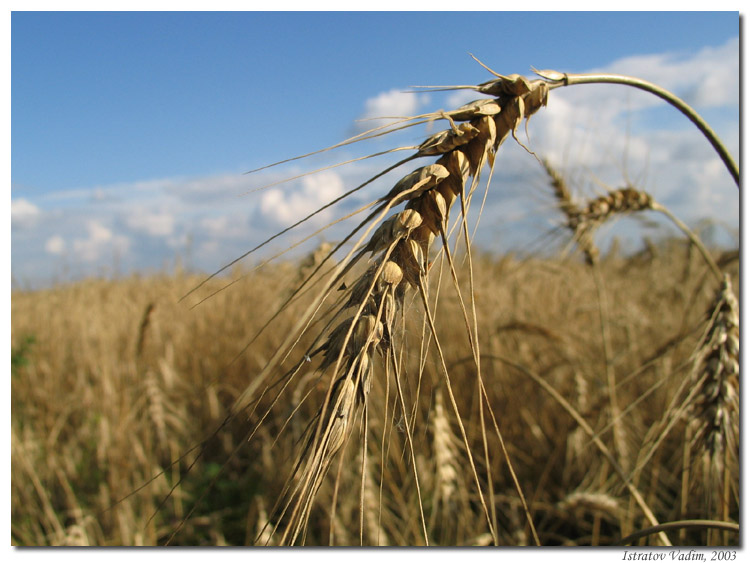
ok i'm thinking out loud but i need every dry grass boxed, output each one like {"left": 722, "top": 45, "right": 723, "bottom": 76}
{"left": 11, "top": 67, "right": 739, "bottom": 546}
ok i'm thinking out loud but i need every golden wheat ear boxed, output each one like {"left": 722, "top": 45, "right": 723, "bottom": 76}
{"left": 688, "top": 276, "right": 739, "bottom": 510}
{"left": 260, "top": 69, "right": 564, "bottom": 545}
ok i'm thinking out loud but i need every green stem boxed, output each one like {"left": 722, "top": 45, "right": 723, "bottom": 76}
{"left": 543, "top": 71, "right": 739, "bottom": 188}
{"left": 616, "top": 519, "right": 739, "bottom": 546}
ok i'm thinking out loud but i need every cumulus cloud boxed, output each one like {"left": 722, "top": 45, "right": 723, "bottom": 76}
{"left": 260, "top": 170, "right": 346, "bottom": 226}
{"left": 72, "top": 220, "right": 130, "bottom": 263}
{"left": 11, "top": 198, "right": 40, "bottom": 229}
{"left": 358, "top": 89, "right": 430, "bottom": 125}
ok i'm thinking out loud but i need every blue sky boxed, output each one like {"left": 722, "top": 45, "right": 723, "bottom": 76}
{"left": 10, "top": 11, "right": 741, "bottom": 287}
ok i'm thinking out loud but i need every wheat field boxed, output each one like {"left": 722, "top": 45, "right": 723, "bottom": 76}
{"left": 11, "top": 68, "right": 739, "bottom": 547}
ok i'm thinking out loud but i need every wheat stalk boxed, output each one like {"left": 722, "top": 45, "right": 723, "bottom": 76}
{"left": 253, "top": 72, "right": 553, "bottom": 545}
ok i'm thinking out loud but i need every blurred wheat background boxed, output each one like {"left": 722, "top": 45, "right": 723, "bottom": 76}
{"left": 11, "top": 238, "right": 739, "bottom": 545}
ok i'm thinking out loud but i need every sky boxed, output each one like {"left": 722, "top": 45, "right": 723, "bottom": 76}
{"left": 10, "top": 10, "right": 741, "bottom": 288}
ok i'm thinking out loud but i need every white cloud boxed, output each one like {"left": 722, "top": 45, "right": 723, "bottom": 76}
{"left": 11, "top": 198, "right": 40, "bottom": 229}
{"left": 72, "top": 220, "right": 130, "bottom": 263}
{"left": 45, "top": 235, "right": 66, "bottom": 255}
{"left": 198, "top": 214, "right": 250, "bottom": 239}
{"left": 525, "top": 36, "right": 740, "bottom": 160}
{"left": 359, "top": 89, "right": 430, "bottom": 123}
{"left": 165, "top": 173, "right": 263, "bottom": 204}
{"left": 125, "top": 209, "right": 175, "bottom": 237}
{"left": 260, "top": 170, "right": 346, "bottom": 226}
{"left": 600, "top": 37, "right": 739, "bottom": 109}
{"left": 200, "top": 215, "right": 229, "bottom": 236}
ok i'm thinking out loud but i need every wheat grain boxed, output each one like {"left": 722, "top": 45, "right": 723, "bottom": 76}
{"left": 270, "top": 75, "right": 552, "bottom": 543}
{"left": 432, "top": 392, "right": 459, "bottom": 511}
{"left": 689, "top": 275, "right": 739, "bottom": 508}
{"left": 543, "top": 162, "right": 655, "bottom": 265}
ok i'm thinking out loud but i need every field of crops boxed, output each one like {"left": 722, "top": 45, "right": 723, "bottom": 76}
{"left": 11, "top": 238, "right": 739, "bottom": 546}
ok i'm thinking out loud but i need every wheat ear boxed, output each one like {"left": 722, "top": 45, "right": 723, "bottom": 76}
{"left": 270, "top": 73, "right": 551, "bottom": 544}
{"left": 689, "top": 275, "right": 739, "bottom": 514}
